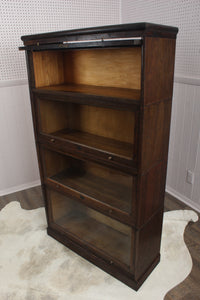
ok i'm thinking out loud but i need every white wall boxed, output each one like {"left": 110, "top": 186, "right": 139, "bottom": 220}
{"left": 121, "top": 0, "right": 200, "bottom": 211}
{"left": 167, "top": 83, "right": 200, "bottom": 211}
{"left": 0, "top": 0, "right": 120, "bottom": 195}
{"left": 1, "top": 0, "right": 200, "bottom": 212}
{"left": 0, "top": 84, "right": 40, "bottom": 195}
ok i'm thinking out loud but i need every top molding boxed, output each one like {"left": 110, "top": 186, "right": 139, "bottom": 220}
{"left": 21, "top": 22, "right": 179, "bottom": 46}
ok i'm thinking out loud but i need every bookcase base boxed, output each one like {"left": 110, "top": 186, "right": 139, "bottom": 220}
{"left": 47, "top": 226, "right": 160, "bottom": 291}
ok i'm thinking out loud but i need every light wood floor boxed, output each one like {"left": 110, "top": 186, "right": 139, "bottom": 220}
{"left": 0, "top": 186, "right": 200, "bottom": 299}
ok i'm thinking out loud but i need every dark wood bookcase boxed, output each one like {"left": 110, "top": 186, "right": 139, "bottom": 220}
{"left": 20, "top": 23, "right": 178, "bottom": 290}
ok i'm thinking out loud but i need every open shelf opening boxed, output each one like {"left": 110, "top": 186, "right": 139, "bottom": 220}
{"left": 37, "top": 99, "right": 136, "bottom": 159}
{"left": 42, "top": 149, "right": 134, "bottom": 213}
{"left": 49, "top": 189, "right": 132, "bottom": 267}
{"left": 32, "top": 47, "right": 141, "bottom": 101}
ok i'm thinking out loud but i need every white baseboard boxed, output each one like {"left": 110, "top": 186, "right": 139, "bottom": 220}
{"left": 166, "top": 185, "right": 200, "bottom": 213}
{"left": 0, "top": 79, "right": 28, "bottom": 88}
{"left": 174, "top": 75, "right": 200, "bottom": 86}
{"left": 0, "top": 180, "right": 41, "bottom": 197}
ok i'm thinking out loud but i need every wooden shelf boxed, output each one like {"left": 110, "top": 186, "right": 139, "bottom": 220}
{"left": 33, "top": 84, "right": 140, "bottom": 108}
{"left": 50, "top": 167, "right": 132, "bottom": 213}
{"left": 51, "top": 129, "right": 133, "bottom": 160}
{"left": 38, "top": 84, "right": 141, "bottom": 100}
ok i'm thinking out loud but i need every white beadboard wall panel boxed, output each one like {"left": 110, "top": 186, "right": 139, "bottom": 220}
{"left": 0, "top": 85, "right": 40, "bottom": 195}
{"left": 183, "top": 86, "right": 200, "bottom": 199}
{"left": 167, "top": 83, "right": 200, "bottom": 203}
{"left": 192, "top": 128, "right": 200, "bottom": 206}
{"left": 175, "top": 85, "right": 193, "bottom": 197}
{"left": 167, "top": 83, "right": 200, "bottom": 210}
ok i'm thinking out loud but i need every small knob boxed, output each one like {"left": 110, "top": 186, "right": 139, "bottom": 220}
{"left": 50, "top": 138, "right": 55, "bottom": 143}
{"left": 108, "top": 156, "right": 113, "bottom": 160}
{"left": 109, "top": 209, "right": 113, "bottom": 214}
{"left": 110, "top": 260, "right": 113, "bottom": 265}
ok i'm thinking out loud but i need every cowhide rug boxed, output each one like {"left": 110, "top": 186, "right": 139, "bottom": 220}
{"left": 0, "top": 201, "right": 198, "bottom": 300}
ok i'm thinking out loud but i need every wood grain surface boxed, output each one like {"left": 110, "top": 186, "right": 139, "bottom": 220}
{"left": 22, "top": 25, "right": 178, "bottom": 290}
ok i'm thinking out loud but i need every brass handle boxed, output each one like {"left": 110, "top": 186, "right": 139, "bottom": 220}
{"left": 108, "top": 156, "right": 113, "bottom": 160}
{"left": 50, "top": 138, "right": 55, "bottom": 143}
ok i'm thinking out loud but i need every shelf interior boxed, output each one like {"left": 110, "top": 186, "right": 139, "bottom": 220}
{"left": 38, "top": 99, "right": 135, "bottom": 159}
{"left": 43, "top": 149, "right": 133, "bottom": 213}
{"left": 33, "top": 48, "right": 141, "bottom": 95}
{"left": 49, "top": 189, "right": 132, "bottom": 266}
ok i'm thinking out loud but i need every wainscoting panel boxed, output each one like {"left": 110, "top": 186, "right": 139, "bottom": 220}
{"left": 0, "top": 84, "right": 40, "bottom": 196}
{"left": 167, "top": 83, "right": 200, "bottom": 211}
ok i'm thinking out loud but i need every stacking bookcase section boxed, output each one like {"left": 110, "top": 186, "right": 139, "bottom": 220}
{"left": 41, "top": 147, "right": 136, "bottom": 223}
{"left": 36, "top": 98, "right": 137, "bottom": 170}
{"left": 32, "top": 47, "right": 141, "bottom": 106}
{"left": 47, "top": 188, "right": 132, "bottom": 269}
{"left": 21, "top": 23, "right": 178, "bottom": 291}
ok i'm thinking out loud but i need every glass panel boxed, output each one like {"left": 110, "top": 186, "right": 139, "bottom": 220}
{"left": 49, "top": 189, "right": 132, "bottom": 267}
{"left": 42, "top": 149, "right": 133, "bottom": 213}
{"left": 37, "top": 99, "right": 135, "bottom": 159}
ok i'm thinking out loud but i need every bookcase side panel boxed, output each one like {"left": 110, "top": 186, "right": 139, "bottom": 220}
{"left": 143, "top": 37, "right": 176, "bottom": 105}
{"left": 26, "top": 51, "right": 51, "bottom": 225}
